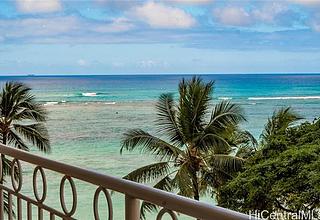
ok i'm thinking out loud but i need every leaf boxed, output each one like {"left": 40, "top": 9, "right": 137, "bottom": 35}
{"left": 13, "top": 123, "right": 50, "bottom": 153}
{"left": 123, "top": 162, "right": 170, "bottom": 183}
{"left": 171, "top": 162, "right": 194, "bottom": 197}
{"left": 139, "top": 175, "right": 174, "bottom": 219}
{"left": 155, "top": 93, "right": 184, "bottom": 146}
{"left": 207, "top": 154, "right": 245, "bottom": 173}
{"left": 206, "top": 101, "right": 246, "bottom": 133}
{"left": 261, "top": 107, "right": 302, "bottom": 143}
{"left": 177, "top": 77, "right": 214, "bottom": 142}
{"left": 196, "top": 101, "right": 246, "bottom": 152}
{"left": 7, "top": 130, "right": 29, "bottom": 151}
{"left": 120, "top": 129, "right": 182, "bottom": 160}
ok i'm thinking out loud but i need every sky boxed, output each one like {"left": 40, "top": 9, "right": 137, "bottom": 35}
{"left": 0, "top": 0, "right": 320, "bottom": 75}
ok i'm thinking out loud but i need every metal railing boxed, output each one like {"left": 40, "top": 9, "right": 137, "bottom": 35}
{"left": 0, "top": 143, "right": 251, "bottom": 220}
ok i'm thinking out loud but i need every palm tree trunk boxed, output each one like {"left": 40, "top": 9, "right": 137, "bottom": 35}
{"left": 0, "top": 133, "right": 7, "bottom": 184}
{"left": 192, "top": 178, "right": 200, "bottom": 201}
{"left": 191, "top": 170, "right": 201, "bottom": 220}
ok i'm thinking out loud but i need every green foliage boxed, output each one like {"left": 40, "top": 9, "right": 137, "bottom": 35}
{"left": 217, "top": 108, "right": 320, "bottom": 218}
{"left": 120, "top": 76, "right": 252, "bottom": 219}
{"left": 0, "top": 82, "right": 50, "bottom": 152}
{"left": 0, "top": 82, "right": 51, "bottom": 214}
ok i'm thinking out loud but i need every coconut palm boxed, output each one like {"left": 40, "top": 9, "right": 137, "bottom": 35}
{"left": 260, "top": 107, "right": 302, "bottom": 145}
{"left": 120, "top": 76, "right": 249, "bottom": 218}
{"left": 0, "top": 82, "right": 50, "bottom": 213}
{"left": 0, "top": 81, "right": 50, "bottom": 179}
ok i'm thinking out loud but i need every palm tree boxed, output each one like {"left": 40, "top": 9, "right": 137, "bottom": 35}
{"left": 260, "top": 107, "right": 302, "bottom": 145}
{"left": 0, "top": 81, "right": 50, "bottom": 182}
{"left": 120, "top": 76, "right": 250, "bottom": 218}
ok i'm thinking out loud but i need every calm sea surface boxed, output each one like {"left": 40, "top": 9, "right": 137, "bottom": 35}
{"left": 1, "top": 74, "right": 320, "bottom": 219}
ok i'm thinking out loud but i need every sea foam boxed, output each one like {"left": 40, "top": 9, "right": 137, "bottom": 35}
{"left": 218, "top": 97, "right": 232, "bottom": 100}
{"left": 43, "top": 102, "right": 59, "bottom": 106}
{"left": 82, "top": 92, "right": 97, "bottom": 97}
{"left": 248, "top": 96, "right": 320, "bottom": 100}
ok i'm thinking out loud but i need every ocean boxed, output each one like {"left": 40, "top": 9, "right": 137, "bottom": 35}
{"left": 1, "top": 74, "right": 320, "bottom": 219}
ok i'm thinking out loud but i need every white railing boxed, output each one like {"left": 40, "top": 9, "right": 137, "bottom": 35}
{"left": 0, "top": 143, "right": 252, "bottom": 220}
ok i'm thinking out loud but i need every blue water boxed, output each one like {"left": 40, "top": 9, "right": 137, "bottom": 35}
{"left": 4, "top": 74, "right": 320, "bottom": 103}
{"left": 1, "top": 74, "right": 320, "bottom": 219}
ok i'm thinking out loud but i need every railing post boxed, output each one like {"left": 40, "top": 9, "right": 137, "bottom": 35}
{"left": 125, "top": 194, "right": 140, "bottom": 220}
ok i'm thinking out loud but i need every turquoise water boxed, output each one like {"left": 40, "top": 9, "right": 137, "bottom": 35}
{"left": 1, "top": 74, "right": 320, "bottom": 219}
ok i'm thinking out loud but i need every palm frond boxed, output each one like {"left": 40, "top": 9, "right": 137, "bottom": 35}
{"left": 205, "top": 101, "right": 246, "bottom": 133}
{"left": 155, "top": 93, "right": 184, "bottom": 146}
{"left": 207, "top": 154, "right": 245, "bottom": 173}
{"left": 261, "top": 107, "right": 302, "bottom": 143}
{"left": 154, "top": 175, "right": 174, "bottom": 192}
{"left": 13, "top": 103, "right": 47, "bottom": 122}
{"left": 13, "top": 123, "right": 50, "bottom": 153}
{"left": 231, "top": 130, "right": 257, "bottom": 148}
{"left": 123, "top": 162, "right": 170, "bottom": 183}
{"left": 195, "top": 101, "right": 245, "bottom": 152}
{"left": 171, "top": 162, "right": 194, "bottom": 198}
{"left": 7, "top": 130, "right": 29, "bottom": 151}
{"left": 2, "top": 156, "right": 14, "bottom": 176}
{"left": 177, "top": 77, "right": 214, "bottom": 142}
{"left": 139, "top": 175, "right": 174, "bottom": 220}
{"left": 201, "top": 167, "right": 233, "bottom": 189}
{"left": 120, "top": 129, "right": 183, "bottom": 160}
{"left": 140, "top": 202, "right": 157, "bottom": 220}
{"left": 230, "top": 130, "right": 257, "bottom": 158}
{"left": 198, "top": 133, "right": 232, "bottom": 153}
{"left": 1, "top": 82, "right": 30, "bottom": 117}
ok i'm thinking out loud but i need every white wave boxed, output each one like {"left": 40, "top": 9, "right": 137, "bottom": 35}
{"left": 248, "top": 96, "right": 320, "bottom": 100}
{"left": 61, "top": 100, "right": 67, "bottom": 103}
{"left": 43, "top": 102, "right": 59, "bottom": 106}
{"left": 82, "top": 92, "right": 97, "bottom": 97}
{"left": 218, "top": 97, "right": 232, "bottom": 100}
{"left": 104, "top": 102, "right": 116, "bottom": 105}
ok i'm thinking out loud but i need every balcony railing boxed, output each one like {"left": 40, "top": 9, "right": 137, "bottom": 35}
{"left": 0, "top": 143, "right": 252, "bottom": 220}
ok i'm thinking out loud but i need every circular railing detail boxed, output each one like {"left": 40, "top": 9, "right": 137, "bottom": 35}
{"left": 11, "top": 158, "right": 22, "bottom": 192}
{"left": 33, "top": 166, "right": 47, "bottom": 203}
{"left": 156, "top": 208, "right": 178, "bottom": 220}
{"left": 59, "top": 175, "right": 77, "bottom": 216}
{"left": 93, "top": 186, "right": 113, "bottom": 220}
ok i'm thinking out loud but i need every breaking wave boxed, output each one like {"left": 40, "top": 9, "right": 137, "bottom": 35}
{"left": 82, "top": 92, "right": 97, "bottom": 97}
{"left": 248, "top": 96, "right": 320, "bottom": 100}
{"left": 218, "top": 97, "right": 232, "bottom": 100}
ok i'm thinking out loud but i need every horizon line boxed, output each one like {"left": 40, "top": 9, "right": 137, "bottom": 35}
{"left": 0, "top": 72, "right": 319, "bottom": 77}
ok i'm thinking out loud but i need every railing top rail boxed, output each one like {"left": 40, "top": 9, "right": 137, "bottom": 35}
{"left": 0, "top": 143, "right": 251, "bottom": 220}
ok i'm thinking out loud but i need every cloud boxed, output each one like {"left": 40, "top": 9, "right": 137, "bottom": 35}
{"left": 93, "top": 18, "right": 135, "bottom": 33}
{"left": 310, "top": 14, "right": 320, "bottom": 31}
{"left": 77, "top": 59, "right": 89, "bottom": 66}
{"left": 214, "top": 3, "right": 290, "bottom": 27}
{"left": 311, "top": 21, "right": 320, "bottom": 31}
{"left": 169, "top": 0, "right": 213, "bottom": 4}
{"left": 137, "top": 59, "right": 169, "bottom": 69}
{"left": 214, "top": 7, "right": 251, "bottom": 26}
{"left": 130, "top": 1, "right": 196, "bottom": 29}
{"left": 0, "top": 15, "right": 135, "bottom": 41}
{"left": 252, "top": 3, "right": 288, "bottom": 23}
{"left": 288, "top": 0, "right": 320, "bottom": 6}
{"left": 0, "top": 16, "right": 78, "bottom": 38}
{"left": 16, "top": 0, "right": 62, "bottom": 13}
